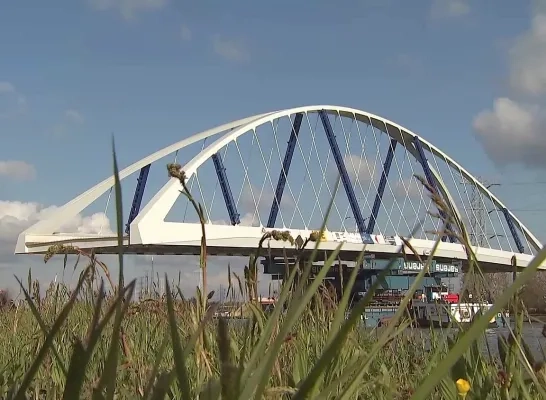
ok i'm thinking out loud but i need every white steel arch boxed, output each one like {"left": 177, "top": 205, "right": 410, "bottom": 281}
{"left": 131, "top": 105, "right": 542, "bottom": 252}
{"left": 15, "top": 105, "right": 544, "bottom": 270}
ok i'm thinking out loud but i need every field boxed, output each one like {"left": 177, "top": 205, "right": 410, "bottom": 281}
{"left": 0, "top": 282, "right": 433, "bottom": 399}
{"left": 1, "top": 152, "right": 546, "bottom": 399}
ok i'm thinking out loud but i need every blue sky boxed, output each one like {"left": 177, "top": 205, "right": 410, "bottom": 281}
{"left": 1, "top": 0, "right": 546, "bottom": 295}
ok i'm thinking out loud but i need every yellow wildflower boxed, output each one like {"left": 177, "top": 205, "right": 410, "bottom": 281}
{"left": 456, "top": 378, "right": 470, "bottom": 398}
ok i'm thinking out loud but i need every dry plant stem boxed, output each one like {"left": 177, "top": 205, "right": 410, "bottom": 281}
{"left": 167, "top": 163, "right": 208, "bottom": 313}
{"left": 253, "top": 230, "right": 296, "bottom": 300}
{"left": 44, "top": 245, "right": 116, "bottom": 291}
{"left": 167, "top": 163, "right": 215, "bottom": 381}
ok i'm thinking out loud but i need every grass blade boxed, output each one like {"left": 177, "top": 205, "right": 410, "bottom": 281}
{"left": 63, "top": 281, "right": 135, "bottom": 400}
{"left": 12, "top": 266, "right": 92, "bottom": 400}
{"left": 241, "top": 243, "right": 344, "bottom": 399}
{"left": 112, "top": 137, "right": 125, "bottom": 290}
{"left": 94, "top": 140, "right": 127, "bottom": 400}
{"left": 166, "top": 279, "right": 192, "bottom": 400}
{"left": 411, "top": 244, "right": 546, "bottom": 399}
{"left": 325, "top": 249, "right": 365, "bottom": 348}
{"left": 294, "top": 222, "right": 430, "bottom": 399}
{"left": 142, "top": 332, "right": 170, "bottom": 399}
{"left": 18, "top": 280, "right": 68, "bottom": 379}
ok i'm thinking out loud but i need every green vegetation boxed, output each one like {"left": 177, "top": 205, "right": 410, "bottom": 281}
{"left": 0, "top": 144, "right": 546, "bottom": 399}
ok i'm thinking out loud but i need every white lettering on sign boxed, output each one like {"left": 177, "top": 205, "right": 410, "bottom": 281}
{"left": 435, "top": 264, "right": 459, "bottom": 273}
{"left": 401, "top": 262, "right": 459, "bottom": 273}
{"left": 404, "top": 262, "right": 426, "bottom": 271}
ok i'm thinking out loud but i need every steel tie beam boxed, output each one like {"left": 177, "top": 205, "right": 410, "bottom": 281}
{"left": 125, "top": 164, "right": 151, "bottom": 235}
{"left": 319, "top": 110, "right": 372, "bottom": 244}
{"left": 501, "top": 207, "right": 525, "bottom": 253}
{"left": 267, "top": 113, "right": 303, "bottom": 228}
{"left": 367, "top": 138, "right": 397, "bottom": 234}
{"left": 412, "top": 136, "right": 455, "bottom": 243}
{"left": 212, "top": 152, "right": 240, "bottom": 225}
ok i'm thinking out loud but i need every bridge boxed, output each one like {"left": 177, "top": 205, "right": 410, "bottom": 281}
{"left": 14, "top": 105, "right": 545, "bottom": 273}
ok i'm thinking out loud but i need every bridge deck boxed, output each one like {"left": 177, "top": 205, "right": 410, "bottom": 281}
{"left": 18, "top": 232, "right": 544, "bottom": 272}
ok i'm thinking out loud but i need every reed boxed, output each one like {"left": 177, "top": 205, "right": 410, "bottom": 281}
{"left": 1, "top": 144, "right": 545, "bottom": 399}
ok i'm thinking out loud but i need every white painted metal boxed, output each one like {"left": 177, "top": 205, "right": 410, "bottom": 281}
{"left": 19, "top": 224, "right": 543, "bottom": 270}
{"left": 14, "top": 111, "right": 274, "bottom": 252}
{"left": 15, "top": 105, "right": 544, "bottom": 270}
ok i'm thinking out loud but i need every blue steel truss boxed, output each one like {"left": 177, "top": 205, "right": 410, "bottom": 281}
{"left": 501, "top": 207, "right": 525, "bottom": 253}
{"left": 212, "top": 153, "right": 240, "bottom": 226}
{"left": 267, "top": 113, "right": 304, "bottom": 228}
{"left": 319, "top": 110, "right": 372, "bottom": 244}
{"left": 366, "top": 138, "right": 397, "bottom": 234}
{"left": 125, "top": 164, "right": 151, "bottom": 234}
{"left": 412, "top": 137, "right": 455, "bottom": 243}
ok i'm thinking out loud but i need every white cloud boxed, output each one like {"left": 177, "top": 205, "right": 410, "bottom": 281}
{"left": 0, "top": 161, "right": 36, "bottom": 181}
{"left": 340, "top": 155, "right": 422, "bottom": 201}
{"left": 0, "top": 200, "right": 114, "bottom": 291}
{"left": 508, "top": 13, "right": 546, "bottom": 96}
{"left": 212, "top": 36, "right": 250, "bottom": 63}
{"left": 0, "top": 199, "right": 113, "bottom": 259}
{"left": 472, "top": 7, "right": 546, "bottom": 169}
{"left": 393, "top": 177, "right": 422, "bottom": 199}
{"left": 239, "top": 212, "right": 260, "bottom": 227}
{"left": 473, "top": 98, "right": 546, "bottom": 168}
{"left": 210, "top": 211, "right": 260, "bottom": 227}
{"left": 88, "top": 0, "right": 168, "bottom": 20}
{"left": 430, "top": 0, "right": 470, "bottom": 18}
{"left": 51, "top": 109, "right": 85, "bottom": 137}
{"left": 65, "top": 109, "right": 84, "bottom": 124}
{"left": 0, "top": 81, "right": 26, "bottom": 118}
{"left": 239, "top": 182, "right": 294, "bottom": 221}
{"left": 0, "top": 82, "right": 15, "bottom": 94}
{"left": 180, "top": 24, "right": 192, "bottom": 42}
{"left": 343, "top": 154, "right": 377, "bottom": 185}
{"left": 0, "top": 199, "right": 115, "bottom": 292}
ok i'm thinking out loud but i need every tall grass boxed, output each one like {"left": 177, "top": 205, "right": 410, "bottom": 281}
{"left": 1, "top": 144, "right": 545, "bottom": 399}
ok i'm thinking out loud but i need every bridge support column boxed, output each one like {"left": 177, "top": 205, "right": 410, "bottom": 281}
{"left": 367, "top": 138, "right": 397, "bottom": 234}
{"left": 212, "top": 153, "right": 240, "bottom": 225}
{"left": 319, "top": 110, "right": 372, "bottom": 244}
{"left": 412, "top": 137, "right": 455, "bottom": 243}
{"left": 267, "top": 113, "right": 303, "bottom": 228}
{"left": 501, "top": 208, "right": 525, "bottom": 254}
{"left": 126, "top": 164, "right": 151, "bottom": 235}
